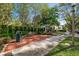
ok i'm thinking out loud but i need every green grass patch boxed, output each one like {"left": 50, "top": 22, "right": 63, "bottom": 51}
{"left": 47, "top": 37, "right": 79, "bottom": 56}
{"left": 52, "top": 31, "right": 65, "bottom": 36}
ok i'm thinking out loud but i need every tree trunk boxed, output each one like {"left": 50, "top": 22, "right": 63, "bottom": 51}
{"left": 7, "top": 26, "right": 9, "bottom": 37}
{"left": 12, "top": 26, "right": 14, "bottom": 39}
{"left": 71, "top": 4, "right": 75, "bottom": 46}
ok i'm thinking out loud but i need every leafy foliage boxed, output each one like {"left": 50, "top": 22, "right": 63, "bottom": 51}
{"left": 40, "top": 7, "right": 59, "bottom": 26}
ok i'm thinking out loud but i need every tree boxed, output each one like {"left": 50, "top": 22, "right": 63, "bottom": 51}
{"left": 41, "top": 7, "right": 59, "bottom": 25}
{"left": 33, "top": 15, "right": 41, "bottom": 33}
{"left": 59, "top": 3, "right": 78, "bottom": 46}
{"left": 0, "top": 4, "right": 13, "bottom": 25}
{"left": 15, "top": 4, "right": 29, "bottom": 26}
{"left": 0, "top": 4, "right": 13, "bottom": 37}
{"left": 13, "top": 3, "right": 30, "bottom": 33}
{"left": 28, "top": 4, "right": 49, "bottom": 33}
{"left": 40, "top": 7, "right": 59, "bottom": 33}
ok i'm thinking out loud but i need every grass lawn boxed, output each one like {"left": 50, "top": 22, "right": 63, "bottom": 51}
{"left": 52, "top": 31, "right": 65, "bottom": 36}
{"left": 47, "top": 37, "right": 79, "bottom": 56}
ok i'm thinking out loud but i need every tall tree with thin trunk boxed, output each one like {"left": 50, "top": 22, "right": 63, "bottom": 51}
{"left": 59, "top": 3, "right": 78, "bottom": 46}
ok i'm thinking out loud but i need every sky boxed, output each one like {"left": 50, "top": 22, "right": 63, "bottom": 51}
{"left": 48, "top": 3, "right": 57, "bottom": 7}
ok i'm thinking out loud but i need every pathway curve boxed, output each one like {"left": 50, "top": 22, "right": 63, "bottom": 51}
{"left": 11, "top": 35, "right": 65, "bottom": 56}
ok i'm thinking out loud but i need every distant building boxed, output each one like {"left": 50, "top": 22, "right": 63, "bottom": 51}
{"left": 41, "top": 25, "right": 63, "bottom": 31}
{"left": 55, "top": 26, "right": 63, "bottom": 30}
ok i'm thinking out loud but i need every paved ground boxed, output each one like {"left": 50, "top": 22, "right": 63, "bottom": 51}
{"left": 11, "top": 35, "right": 65, "bottom": 56}
{"left": 68, "top": 33, "right": 79, "bottom": 37}
{"left": 74, "top": 33, "right": 79, "bottom": 37}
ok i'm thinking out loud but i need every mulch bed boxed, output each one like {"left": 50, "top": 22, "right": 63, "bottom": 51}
{"left": 2, "top": 35, "right": 51, "bottom": 53}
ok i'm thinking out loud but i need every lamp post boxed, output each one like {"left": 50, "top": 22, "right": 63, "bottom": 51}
{"left": 71, "top": 4, "right": 76, "bottom": 46}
